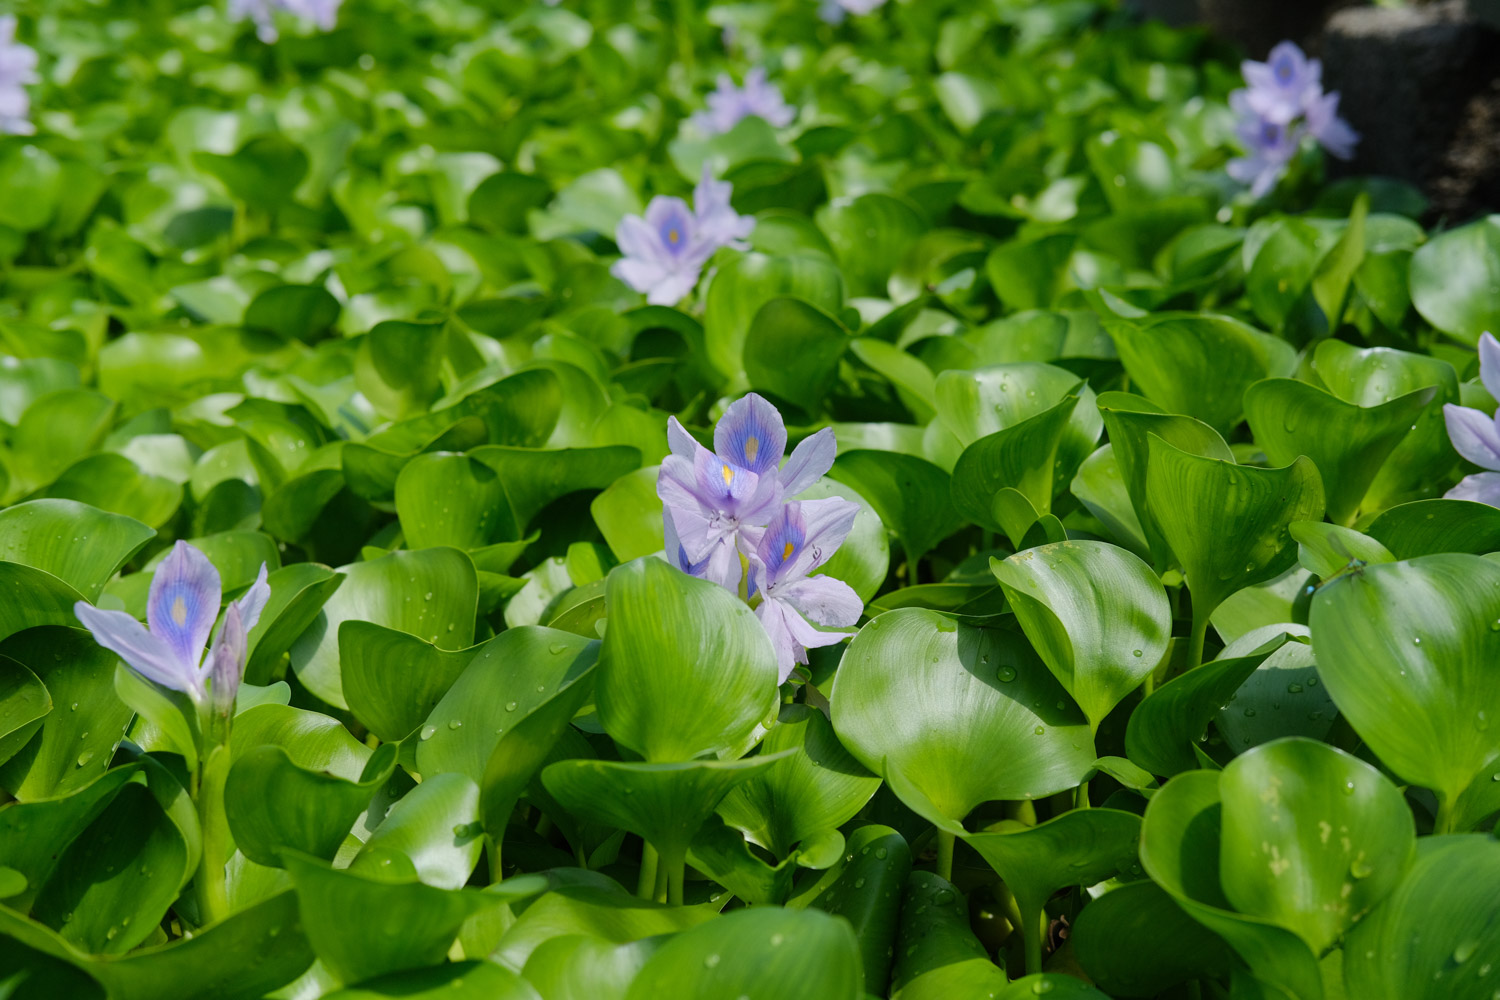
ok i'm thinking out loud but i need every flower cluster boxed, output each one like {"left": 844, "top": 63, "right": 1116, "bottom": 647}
{"left": 0, "top": 16, "right": 38, "bottom": 136}
{"left": 1443, "top": 332, "right": 1500, "bottom": 508}
{"left": 658, "top": 394, "right": 863, "bottom": 681}
{"left": 1228, "top": 41, "right": 1358, "bottom": 199}
{"left": 819, "top": 0, "right": 888, "bottom": 23}
{"left": 229, "top": 0, "right": 342, "bottom": 44}
{"left": 690, "top": 68, "right": 796, "bottom": 136}
{"left": 611, "top": 166, "right": 755, "bottom": 306}
{"left": 75, "top": 541, "right": 270, "bottom": 715}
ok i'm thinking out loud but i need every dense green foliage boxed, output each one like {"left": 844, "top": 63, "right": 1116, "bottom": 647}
{"left": 2, "top": 1, "right": 1499, "bottom": 998}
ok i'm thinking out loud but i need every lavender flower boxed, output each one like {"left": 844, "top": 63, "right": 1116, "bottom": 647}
{"left": 690, "top": 68, "right": 796, "bottom": 136}
{"left": 749, "top": 500, "right": 863, "bottom": 681}
{"left": 0, "top": 16, "right": 38, "bottom": 137}
{"left": 658, "top": 393, "right": 835, "bottom": 591}
{"left": 611, "top": 167, "right": 755, "bottom": 306}
{"left": 1443, "top": 332, "right": 1500, "bottom": 508}
{"left": 229, "top": 0, "right": 342, "bottom": 44}
{"left": 1227, "top": 40, "right": 1358, "bottom": 199}
{"left": 819, "top": 0, "right": 888, "bottom": 23}
{"left": 75, "top": 541, "right": 270, "bottom": 714}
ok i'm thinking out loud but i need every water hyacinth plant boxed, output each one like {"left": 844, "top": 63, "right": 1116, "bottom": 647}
{"left": 0, "top": 1, "right": 1497, "bottom": 998}
{"left": 229, "top": 0, "right": 342, "bottom": 42}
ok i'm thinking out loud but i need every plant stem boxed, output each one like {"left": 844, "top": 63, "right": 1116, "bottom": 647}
{"left": 1022, "top": 902, "right": 1044, "bottom": 978}
{"left": 637, "top": 842, "right": 659, "bottom": 900}
{"left": 487, "top": 836, "right": 503, "bottom": 885}
{"left": 668, "top": 861, "right": 686, "bottom": 906}
{"left": 1187, "top": 610, "right": 1209, "bottom": 672}
{"left": 192, "top": 746, "right": 231, "bottom": 927}
{"left": 1434, "top": 794, "right": 1457, "bottom": 835}
{"left": 936, "top": 827, "right": 955, "bottom": 882}
{"left": 1074, "top": 778, "right": 1091, "bottom": 810}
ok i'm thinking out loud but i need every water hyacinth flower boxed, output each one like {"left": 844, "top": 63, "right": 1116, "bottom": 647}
{"left": 74, "top": 541, "right": 270, "bottom": 714}
{"left": 690, "top": 68, "right": 796, "bottom": 136}
{"left": 1443, "top": 332, "right": 1500, "bottom": 508}
{"left": 0, "top": 15, "right": 39, "bottom": 137}
{"left": 611, "top": 166, "right": 755, "bottom": 306}
{"left": 1227, "top": 40, "right": 1358, "bottom": 198}
{"left": 749, "top": 499, "right": 862, "bottom": 681}
{"left": 819, "top": 0, "right": 888, "bottom": 23}
{"left": 229, "top": 0, "right": 342, "bottom": 44}
{"left": 658, "top": 392, "right": 836, "bottom": 591}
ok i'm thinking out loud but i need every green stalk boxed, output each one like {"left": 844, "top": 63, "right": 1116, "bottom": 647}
{"left": 1434, "top": 795, "right": 1457, "bottom": 836}
{"left": 1187, "top": 609, "right": 1210, "bottom": 672}
{"left": 1074, "top": 777, "right": 1091, "bottom": 810}
{"left": 667, "top": 855, "right": 686, "bottom": 907}
{"left": 637, "top": 842, "right": 659, "bottom": 900}
{"left": 1022, "top": 901, "right": 1045, "bottom": 978}
{"left": 192, "top": 745, "right": 232, "bottom": 927}
{"left": 935, "top": 827, "right": 955, "bottom": 883}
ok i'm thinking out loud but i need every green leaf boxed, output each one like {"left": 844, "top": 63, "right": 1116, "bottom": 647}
{"left": 1098, "top": 391, "right": 1235, "bottom": 569}
{"left": 596, "top": 558, "right": 778, "bottom": 762}
{"left": 340, "top": 623, "right": 476, "bottom": 743}
{"left": 0, "top": 889, "right": 314, "bottom": 1000}
{"left": 470, "top": 444, "right": 641, "bottom": 533}
{"left": 1310, "top": 554, "right": 1500, "bottom": 820}
{"left": 9, "top": 389, "right": 117, "bottom": 492}
{"left": 1408, "top": 214, "right": 1500, "bottom": 345}
{"left": 351, "top": 773, "right": 483, "bottom": 890}
{"left": 0, "top": 500, "right": 153, "bottom": 603}
{"left": 355, "top": 320, "right": 447, "bottom": 422}
{"left": 1364, "top": 499, "right": 1500, "bottom": 559}
{"left": 817, "top": 193, "right": 928, "bottom": 299}
{"left": 888, "top": 871, "right": 991, "bottom": 993}
{"left": 1343, "top": 835, "right": 1500, "bottom": 1000}
{"left": 1073, "top": 880, "right": 1232, "bottom": 997}
{"left": 950, "top": 392, "right": 1083, "bottom": 542}
{"left": 1218, "top": 738, "right": 1415, "bottom": 955}
{"left": 1126, "top": 636, "right": 1288, "bottom": 776}
{"left": 225, "top": 742, "right": 397, "bottom": 867}
{"left": 1244, "top": 379, "right": 1434, "bottom": 525}
{"left": 831, "top": 611, "right": 1095, "bottom": 823}
{"left": 702, "top": 252, "right": 844, "bottom": 383}
{"left": 0, "top": 655, "right": 49, "bottom": 770}
{"left": 325, "top": 961, "right": 541, "bottom": 1000}
{"left": 520, "top": 936, "right": 658, "bottom": 1000}
{"left": 492, "top": 884, "right": 713, "bottom": 971}
{"left": 1111, "top": 314, "right": 1297, "bottom": 435}
{"left": 1145, "top": 436, "right": 1325, "bottom": 628}
{"left": 716, "top": 705, "right": 882, "bottom": 860}
{"left": 806, "top": 824, "right": 911, "bottom": 994}
{"left": 243, "top": 284, "right": 341, "bottom": 342}
{"left": 591, "top": 467, "right": 666, "bottom": 563}
{"left": 282, "top": 851, "right": 511, "bottom": 986}
{"left": 395, "top": 452, "right": 518, "bottom": 554}
{"left": 1070, "top": 444, "right": 1150, "bottom": 559}
{"left": 1139, "top": 770, "right": 1324, "bottom": 1000}
{"left": 992, "top": 540, "right": 1170, "bottom": 730}
{"left": 743, "top": 297, "right": 849, "bottom": 412}
{"left": 0, "top": 765, "right": 139, "bottom": 912}
{"left": 830, "top": 450, "right": 962, "bottom": 573}
{"left": 1291, "top": 522, "right": 1394, "bottom": 580}
{"left": 1215, "top": 626, "right": 1339, "bottom": 754}
{"left": 623, "top": 906, "right": 863, "bottom": 1000}
{"left": 417, "top": 627, "right": 596, "bottom": 783}
{"left": 193, "top": 136, "right": 309, "bottom": 212}
{"left": 231, "top": 703, "right": 374, "bottom": 782}
{"left": 288, "top": 548, "right": 478, "bottom": 709}
{"left": 244, "top": 563, "right": 344, "bottom": 686}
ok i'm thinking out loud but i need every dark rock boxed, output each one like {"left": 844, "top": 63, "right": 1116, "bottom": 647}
{"left": 1127, "top": 0, "right": 1353, "bottom": 52}
{"left": 1322, "top": 1, "right": 1500, "bottom": 221}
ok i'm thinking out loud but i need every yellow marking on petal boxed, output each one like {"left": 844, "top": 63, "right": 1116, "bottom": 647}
{"left": 668, "top": 229, "right": 680, "bottom": 245}
{"left": 721, "top": 464, "right": 734, "bottom": 486}
{"left": 172, "top": 596, "right": 187, "bottom": 627}
{"left": 745, "top": 436, "right": 759, "bottom": 462}
{"left": 782, "top": 541, "right": 795, "bottom": 561}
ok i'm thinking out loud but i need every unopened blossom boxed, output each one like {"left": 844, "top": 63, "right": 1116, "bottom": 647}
{"left": 1443, "top": 332, "right": 1500, "bottom": 508}
{"left": 1227, "top": 40, "right": 1358, "bottom": 198}
{"left": 0, "top": 16, "right": 38, "bottom": 136}
{"left": 611, "top": 166, "right": 755, "bottom": 305}
{"left": 75, "top": 541, "right": 270, "bottom": 713}
{"left": 819, "top": 0, "right": 888, "bottom": 23}
{"left": 658, "top": 393, "right": 835, "bottom": 591}
{"left": 229, "top": 0, "right": 342, "bottom": 44}
{"left": 690, "top": 68, "right": 796, "bottom": 136}
{"left": 749, "top": 499, "right": 863, "bottom": 681}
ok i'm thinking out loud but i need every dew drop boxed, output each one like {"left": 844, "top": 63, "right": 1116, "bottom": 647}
{"left": 419, "top": 725, "right": 437, "bottom": 741}
{"left": 505, "top": 701, "right": 518, "bottom": 712}
{"left": 1455, "top": 940, "right": 1479, "bottom": 964}
{"left": 704, "top": 954, "right": 721, "bottom": 969}
{"left": 75, "top": 751, "right": 94, "bottom": 768}
{"left": 1350, "top": 859, "right": 1374, "bottom": 879}
{"left": 854, "top": 877, "right": 866, "bottom": 888}
{"left": 1243, "top": 708, "right": 1257, "bottom": 718}
{"left": 424, "top": 592, "right": 433, "bottom": 601}
{"left": 1286, "top": 683, "right": 1303, "bottom": 694}
{"left": 1131, "top": 649, "right": 1143, "bottom": 657}
{"left": 548, "top": 642, "right": 569, "bottom": 655}
{"left": 1413, "top": 636, "right": 1422, "bottom": 645}
{"left": 447, "top": 719, "right": 462, "bottom": 730}
{"left": 1033, "top": 725, "right": 1045, "bottom": 735}
{"left": 1032, "top": 982, "right": 1055, "bottom": 995}
{"left": 875, "top": 847, "right": 888, "bottom": 859}
{"left": 998, "top": 666, "right": 1017, "bottom": 683}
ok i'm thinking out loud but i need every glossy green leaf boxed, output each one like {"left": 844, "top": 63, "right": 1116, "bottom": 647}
{"left": 951, "top": 391, "right": 1082, "bottom": 541}
{"left": 470, "top": 444, "right": 641, "bottom": 533}
{"left": 326, "top": 961, "right": 541, "bottom": 1000}
{"left": 340, "top": 622, "right": 476, "bottom": 743}
{"left": 0, "top": 500, "right": 153, "bottom": 603}
{"left": 1290, "top": 522, "right": 1394, "bottom": 580}
{"left": 1215, "top": 626, "right": 1339, "bottom": 753}
{"left": 352, "top": 773, "right": 483, "bottom": 890}
{"left": 1146, "top": 436, "right": 1325, "bottom": 629}
{"left": 702, "top": 252, "right": 844, "bottom": 383}
{"left": 624, "top": 905, "right": 863, "bottom": 1000}
{"left": 288, "top": 547, "right": 478, "bottom": 709}
{"left": 888, "top": 871, "right": 990, "bottom": 993}
{"left": 1310, "top": 554, "right": 1500, "bottom": 823}
{"left": 521, "top": 935, "right": 658, "bottom": 1000}
{"left": 492, "top": 884, "right": 714, "bottom": 971}
{"left": 1073, "top": 880, "right": 1233, "bottom": 997}
{"left": 1364, "top": 499, "right": 1500, "bottom": 559}
{"left": 596, "top": 558, "right": 777, "bottom": 762}
{"left": 806, "top": 824, "right": 911, "bottom": 994}
{"left": 993, "top": 540, "right": 1169, "bottom": 730}
{"left": 0, "top": 655, "right": 49, "bottom": 769}
{"left": 1244, "top": 379, "right": 1434, "bottom": 525}
{"left": 743, "top": 297, "right": 849, "bottom": 411}
{"left": 1408, "top": 214, "right": 1500, "bottom": 345}
{"left": 830, "top": 450, "right": 962, "bottom": 571}
{"left": 831, "top": 611, "right": 1095, "bottom": 822}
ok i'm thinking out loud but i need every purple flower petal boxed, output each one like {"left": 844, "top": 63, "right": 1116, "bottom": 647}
{"left": 693, "top": 166, "right": 755, "bottom": 251}
{"left": 715, "top": 393, "right": 787, "bottom": 478}
{"left": 1304, "top": 90, "right": 1359, "bottom": 160}
{"left": 1479, "top": 332, "right": 1500, "bottom": 405}
{"left": 147, "top": 541, "right": 222, "bottom": 677}
{"left": 780, "top": 574, "right": 863, "bottom": 628}
{"left": 1444, "top": 404, "right": 1500, "bottom": 471}
{"left": 232, "top": 563, "right": 271, "bottom": 634}
{"left": 1446, "top": 473, "right": 1500, "bottom": 508}
{"left": 74, "top": 602, "right": 198, "bottom": 694}
{"left": 778, "top": 427, "right": 837, "bottom": 498}
{"left": 206, "top": 602, "right": 247, "bottom": 712}
{"left": 755, "top": 598, "right": 805, "bottom": 680}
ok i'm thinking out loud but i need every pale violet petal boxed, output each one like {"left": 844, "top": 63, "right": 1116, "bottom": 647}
{"left": 779, "top": 427, "right": 837, "bottom": 498}
{"left": 755, "top": 598, "right": 803, "bottom": 681}
{"left": 232, "top": 563, "right": 272, "bottom": 634}
{"left": 1444, "top": 404, "right": 1500, "bottom": 471}
{"left": 714, "top": 393, "right": 787, "bottom": 478}
{"left": 780, "top": 574, "right": 864, "bottom": 628}
{"left": 1446, "top": 473, "right": 1500, "bottom": 508}
{"left": 75, "top": 602, "right": 198, "bottom": 694}
{"left": 1479, "top": 332, "right": 1500, "bottom": 405}
{"left": 147, "top": 541, "right": 222, "bottom": 673}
